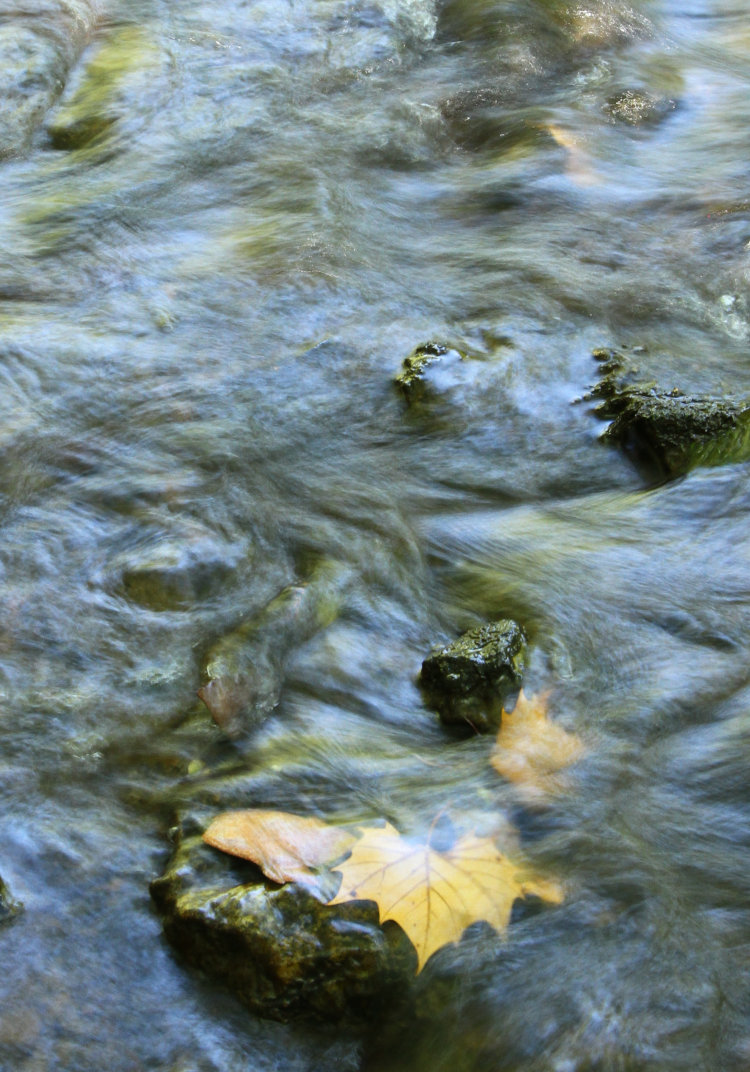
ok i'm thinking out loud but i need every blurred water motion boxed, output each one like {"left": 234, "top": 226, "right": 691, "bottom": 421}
{"left": 1, "top": 0, "right": 750, "bottom": 1067}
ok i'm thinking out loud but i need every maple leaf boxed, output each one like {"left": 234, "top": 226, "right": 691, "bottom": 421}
{"left": 491, "top": 689, "right": 584, "bottom": 800}
{"left": 202, "top": 809, "right": 355, "bottom": 886}
{"left": 328, "top": 822, "right": 563, "bottom": 971}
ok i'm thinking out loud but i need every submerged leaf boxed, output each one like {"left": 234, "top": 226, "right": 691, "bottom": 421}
{"left": 202, "top": 809, "right": 356, "bottom": 885}
{"left": 491, "top": 689, "right": 584, "bottom": 799}
{"left": 329, "top": 822, "right": 563, "bottom": 970}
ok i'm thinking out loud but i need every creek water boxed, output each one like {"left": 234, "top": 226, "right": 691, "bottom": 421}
{"left": 1, "top": 0, "right": 750, "bottom": 1067}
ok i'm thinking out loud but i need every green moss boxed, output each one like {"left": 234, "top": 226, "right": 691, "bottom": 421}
{"left": 589, "top": 349, "right": 750, "bottom": 478}
{"left": 394, "top": 343, "right": 465, "bottom": 403}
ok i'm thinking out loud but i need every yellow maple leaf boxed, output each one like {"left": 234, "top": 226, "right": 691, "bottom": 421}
{"left": 202, "top": 809, "right": 355, "bottom": 886}
{"left": 491, "top": 689, "right": 584, "bottom": 800}
{"left": 328, "top": 822, "right": 563, "bottom": 971}
{"left": 544, "top": 122, "right": 599, "bottom": 187}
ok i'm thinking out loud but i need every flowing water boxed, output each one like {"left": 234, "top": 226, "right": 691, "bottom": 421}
{"left": 1, "top": 0, "right": 750, "bottom": 1067}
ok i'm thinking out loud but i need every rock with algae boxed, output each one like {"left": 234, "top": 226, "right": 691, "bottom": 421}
{"left": 46, "top": 23, "right": 166, "bottom": 151}
{"left": 394, "top": 343, "right": 465, "bottom": 403}
{"left": 604, "top": 89, "right": 676, "bottom": 126}
{"left": 150, "top": 814, "right": 415, "bottom": 1022}
{"left": 118, "top": 536, "right": 244, "bottom": 612}
{"left": 589, "top": 348, "right": 750, "bottom": 479}
{"left": 420, "top": 620, "right": 527, "bottom": 733}
{"left": 0, "top": 875, "right": 21, "bottom": 925}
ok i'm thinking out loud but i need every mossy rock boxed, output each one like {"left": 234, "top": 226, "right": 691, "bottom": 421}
{"left": 0, "top": 875, "right": 21, "bottom": 925}
{"left": 47, "top": 24, "right": 163, "bottom": 150}
{"left": 394, "top": 343, "right": 464, "bottom": 403}
{"left": 420, "top": 620, "right": 527, "bottom": 733}
{"left": 150, "top": 817, "right": 416, "bottom": 1022}
{"left": 589, "top": 348, "right": 750, "bottom": 478}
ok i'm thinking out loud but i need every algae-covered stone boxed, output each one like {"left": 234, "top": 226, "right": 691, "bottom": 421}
{"left": 150, "top": 818, "right": 415, "bottom": 1022}
{"left": 394, "top": 343, "right": 464, "bottom": 403}
{"left": 589, "top": 348, "right": 750, "bottom": 478}
{"left": 420, "top": 620, "right": 527, "bottom": 733}
{"left": 604, "top": 89, "right": 676, "bottom": 126}
{"left": 0, "top": 875, "right": 21, "bottom": 924}
{"left": 46, "top": 24, "right": 165, "bottom": 151}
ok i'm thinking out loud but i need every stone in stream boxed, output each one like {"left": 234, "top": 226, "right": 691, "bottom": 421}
{"left": 394, "top": 342, "right": 465, "bottom": 403}
{"left": 589, "top": 348, "right": 750, "bottom": 479}
{"left": 0, "top": 0, "right": 98, "bottom": 158}
{"left": 198, "top": 559, "right": 353, "bottom": 737}
{"left": 603, "top": 89, "right": 676, "bottom": 126}
{"left": 46, "top": 24, "right": 167, "bottom": 151}
{"left": 420, "top": 620, "right": 527, "bottom": 733}
{"left": 150, "top": 815, "right": 415, "bottom": 1022}
{"left": 0, "top": 875, "right": 21, "bottom": 924}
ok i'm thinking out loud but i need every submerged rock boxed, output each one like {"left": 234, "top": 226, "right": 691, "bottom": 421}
{"left": 198, "top": 559, "right": 352, "bottom": 737}
{"left": 118, "top": 537, "right": 243, "bottom": 611}
{"left": 394, "top": 343, "right": 464, "bottom": 403}
{"left": 420, "top": 620, "right": 527, "bottom": 733}
{"left": 589, "top": 348, "right": 750, "bottom": 478}
{"left": 439, "top": 86, "right": 541, "bottom": 156}
{"left": 46, "top": 24, "right": 165, "bottom": 151}
{"left": 150, "top": 817, "right": 415, "bottom": 1022}
{"left": 604, "top": 89, "right": 676, "bottom": 126}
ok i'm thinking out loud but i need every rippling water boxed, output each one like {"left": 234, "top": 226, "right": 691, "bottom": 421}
{"left": 1, "top": 0, "right": 750, "bottom": 1067}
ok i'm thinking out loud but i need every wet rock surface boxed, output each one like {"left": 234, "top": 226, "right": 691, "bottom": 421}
{"left": 439, "top": 86, "right": 544, "bottom": 155}
{"left": 394, "top": 343, "right": 465, "bottom": 403}
{"left": 604, "top": 88, "right": 676, "bottom": 126}
{"left": 420, "top": 620, "right": 527, "bottom": 733}
{"left": 150, "top": 815, "right": 416, "bottom": 1023}
{"left": 589, "top": 348, "right": 750, "bottom": 478}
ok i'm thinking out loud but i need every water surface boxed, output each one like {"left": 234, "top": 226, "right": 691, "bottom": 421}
{"left": 1, "top": 0, "right": 750, "bottom": 1067}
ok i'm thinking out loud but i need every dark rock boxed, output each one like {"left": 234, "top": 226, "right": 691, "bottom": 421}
{"left": 440, "top": 87, "right": 542, "bottom": 155}
{"left": 420, "top": 620, "right": 527, "bottom": 732}
{"left": 150, "top": 818, "right": 415, "bottom": 1022}
{"left": 394, "top": 343, "right": 464, "bottom": 403}
{"left": 589, "top": 348, "right": 750, "bottom": 478}
{"left": 0, "top": 875, "right": 21, "bottom": 924}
